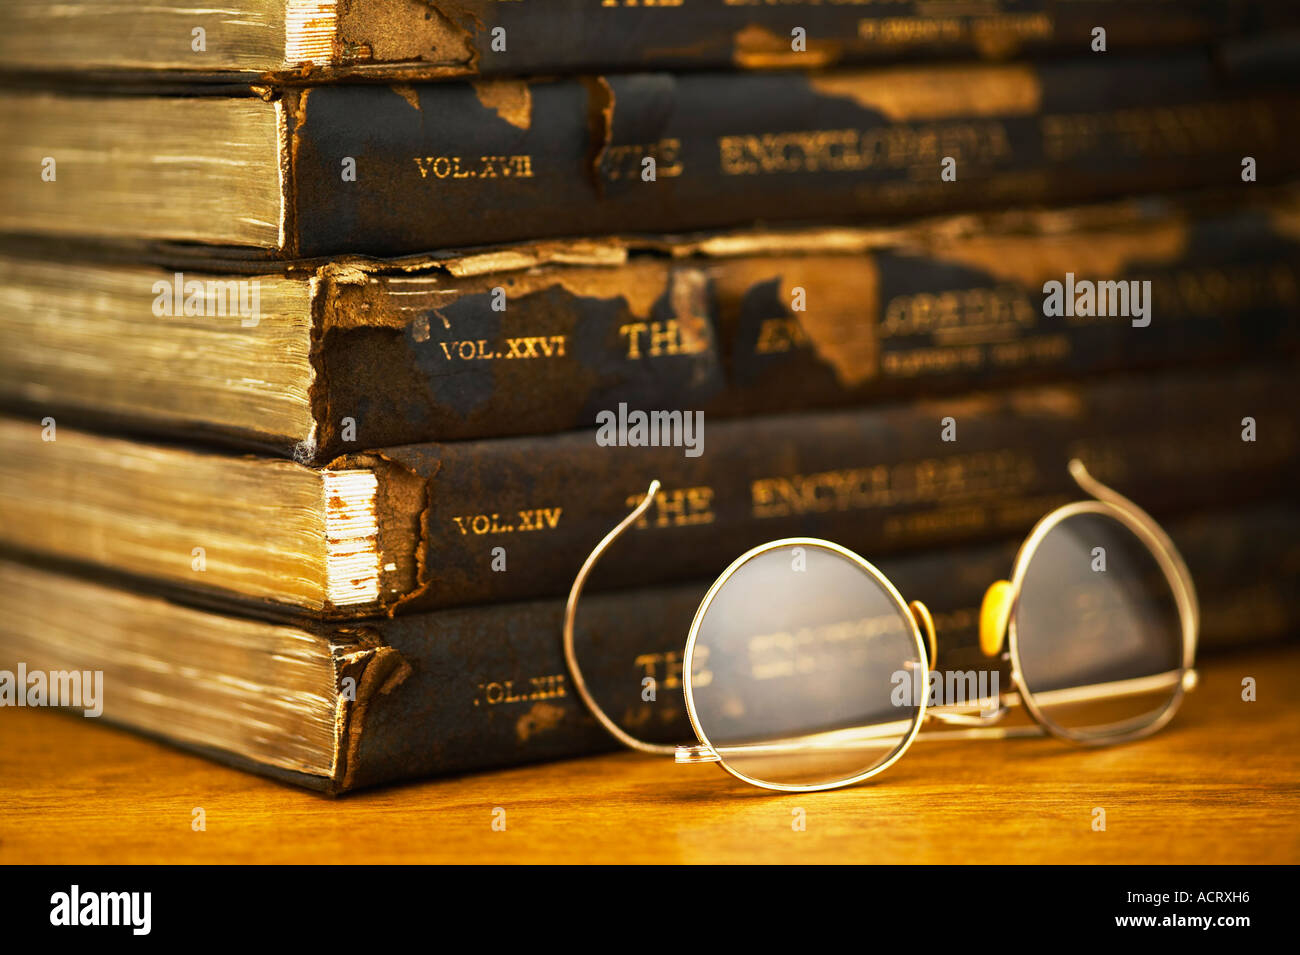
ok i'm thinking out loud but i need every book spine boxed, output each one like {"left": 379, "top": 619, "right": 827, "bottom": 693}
{"left": 285, "top": 54, "right": 1300, "bottom": 257}
{"left": 337, "top": 502, "right": 1300, "bottom": 791}
{"left": 350, "top": 365, "right": 1299, "bottom": 615}
{"left": 4, "top": 1, "right": 1297, "bottom": 80}
{"left": 351, "top": 1, "right": 1294, "bottom": 77}
{"left": 310, "top": 200, "right": 1300, "bottom": 456}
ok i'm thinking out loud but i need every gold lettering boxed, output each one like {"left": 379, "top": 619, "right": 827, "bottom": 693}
{"left": 754, "top": 316, "right": 810, "bottom": 354}
{"left": 474, "top": 674, "right": 567, "bottom": 707}
{"left": 436, "top": 335, "right": 567, "bottom": 361}
{"left": 856, "top": 13, "right": 1053, "bottom": 47}
{"left": 602, "top": 138, "right": 684, "bottom": 180}
{"left": 881, "top": 285, "right": 1035, "bottom": 340}
{"left": 412, "top": 154, "right": 534, "bottom": 180}
{"left": 626, "top": 486, "right": 716, "bottom": 528}
{"left": 747, "top": 613, "right": 906, "bottom": 682}
{"left": 450, "top": 507, "right": 562, "bottom": 535}
{"left": 1041, "top": 101, "right": 1279, "bottom": 162}
{"left": 750, "top": 451, "right": 1037, "bottom": 519}
{"left": 619, "top": 320, "right": 707, "bottom": 358}
{"left": 718, "top": 121, "right": 1010, "bottom": 176}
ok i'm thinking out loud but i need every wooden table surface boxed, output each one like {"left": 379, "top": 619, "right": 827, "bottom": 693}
{"left": 1, "top": 647, "right": 1296, "bottom": 864}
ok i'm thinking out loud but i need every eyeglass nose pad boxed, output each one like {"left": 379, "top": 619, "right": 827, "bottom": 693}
{"left": 908, "top": 600, "right": 937, "bottom": 672}
{"left": 980, "top": 580, "right": 1014, "bottom": 657}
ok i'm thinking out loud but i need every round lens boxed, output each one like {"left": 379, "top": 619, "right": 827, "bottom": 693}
{"left": 684, "top": 540, "right": 925, "bottom": 789}
{"left": 1013, "top": 509, "right": 1187, "bottom": 740}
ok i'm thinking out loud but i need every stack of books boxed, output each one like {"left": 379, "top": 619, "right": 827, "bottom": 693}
{"left": 1, "top": 1, "right": 1298, "bottom": 793}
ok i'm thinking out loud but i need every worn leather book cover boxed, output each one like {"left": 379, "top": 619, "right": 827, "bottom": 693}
{"left": 2, "top": 503, "right": 1295, "bottom": 792}
{"left": 278, "top": 56, "right": 1300, "bottom": 256}
{"left": 6, "top": 52, "right": 1300, "bottom": 256}
{"left": 1, "top": 1, "right": 1296, "bottom": 82}
{"left": 1, "top": 365, "right": 1295, "bottom": 619}
{"left": 4, "top": 192, "right": 1298, "bottom": 460}
{"left": 345, "top": 365, "right": 1298, "bottom": 615}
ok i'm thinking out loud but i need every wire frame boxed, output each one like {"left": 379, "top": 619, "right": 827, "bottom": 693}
{"left": 1004, "top": 466, "right": 1200, "bottom": 746}
{"left": 680, "top": 537, "right": 931, "bottom": 793}
{"left": 562, "top": 460, "right": 1200, "bottom": 792}
{"left": 562, "top": 479, "right": 677, "bottom": 756}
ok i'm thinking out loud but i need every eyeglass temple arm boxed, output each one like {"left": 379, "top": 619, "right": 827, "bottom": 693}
{"left": 678, "top": 668, "right": 1197, "bottom": 762}
{"left": 563, "top": 480, "right": 678, "bottom": 756}
{"left": 1068, "top": 458, "right": 1200, "bottom": 635}
{"left": 676, "top": 721, "right": 1048, "bottom": 763}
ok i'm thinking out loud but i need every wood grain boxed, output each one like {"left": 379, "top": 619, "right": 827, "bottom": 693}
{"left": 1, "top": 647, "right": 1296, "bottom": 864}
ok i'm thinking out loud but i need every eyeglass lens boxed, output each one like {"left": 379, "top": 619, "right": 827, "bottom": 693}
{"left": 1014, "top": 511, "right": 1185, "bottom": 739}
{"left": 687, "top": 543, "right": 925, "bottom": 788}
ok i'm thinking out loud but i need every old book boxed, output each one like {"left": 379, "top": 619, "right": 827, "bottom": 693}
{"left": 2, "top": 502, "right": 1295, "bottom": 792}
{"left": 0, "top": 366, "right": 1294, "bottom": 618}
{"left": 3, "top": 193, "right": 1297, "bottom": 460}
{"left": 0, "top": 1, "right": 1293, "bottom": 81}
{"left": 5, "top": 53, "right": 1300, "bottom": 256}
